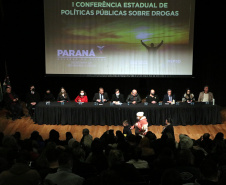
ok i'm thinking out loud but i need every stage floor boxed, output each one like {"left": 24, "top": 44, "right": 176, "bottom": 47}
{"left": 1, "top": 109, "right": 226, "bottom": 142}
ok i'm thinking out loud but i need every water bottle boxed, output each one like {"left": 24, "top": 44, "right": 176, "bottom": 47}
{"left": 213, "top": 99, "right": 215, "bottom": 105}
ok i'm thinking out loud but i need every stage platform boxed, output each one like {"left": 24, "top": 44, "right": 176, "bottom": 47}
{"left": 34, "top": 102, "right": 221, "bottom": 126}
{"left": 1, "top": 108, "right": 226, "bottom": 142}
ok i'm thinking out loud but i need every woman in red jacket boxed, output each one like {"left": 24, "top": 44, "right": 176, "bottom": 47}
{"left": 75, "top": 90, "right": 88, "bottom": 103}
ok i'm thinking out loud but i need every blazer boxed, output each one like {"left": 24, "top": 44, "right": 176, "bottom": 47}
{"left": 198, "top": 91, "right": 214, "bottom": 102}
{"left": 126, "top": 94, "right": 141, "bottom": 103}
{"left": 111, "top": 94, "right": 124, "bottom": 103}
{"left": 93, "top": 92, "right": 109, "bottom": 102}
{"left": 163, "top": 94, "right": 176, "bottom": 104}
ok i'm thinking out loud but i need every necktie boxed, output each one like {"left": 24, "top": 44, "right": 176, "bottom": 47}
{"left": 169, "top": 96, "right": 172, "bottom": 101}
{"left": 101, "top": 94, "right": 103, "bottom": 102}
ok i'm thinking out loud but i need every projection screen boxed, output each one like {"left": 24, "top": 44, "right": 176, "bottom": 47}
{"left": 44, "top": 0, "right": 195, "bottom": 76}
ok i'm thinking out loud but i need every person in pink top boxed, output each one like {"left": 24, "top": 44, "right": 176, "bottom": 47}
{"left": 74, "top": 90, "right": 88, "bottom": 103}
{"left": 131, "top": 112, "right": 148, "bottom": 137}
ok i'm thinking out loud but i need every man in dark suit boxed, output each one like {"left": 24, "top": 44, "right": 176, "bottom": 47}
{"left": 111, "top": 89, "right": 124, "bottom": 103}
{"left": 93, "top": 87, "right": 109, "bottom": 103}
{"left": 163, "top": 89, "right": 176, "bottom": 104}
{"left": 162, "top": 118, "right": 175, "bottom": 140}
{"left": 3, "top": 86, "right": 23, "bottom": 120}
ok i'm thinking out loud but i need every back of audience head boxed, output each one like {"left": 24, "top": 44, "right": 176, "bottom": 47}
{"left": 108, "top": 129, "right": 114, "bottom": 136}
{"left": 70, "top": 140, "right": 80, "bottom": 149}
{"left": 116, "top": 130, "right": 122, "bottom": 136}
{"left": 139, "top": 137, "right": 150, "bottom": 148}
{"left": 91, "top": 138, "right": 104, "bottom": 154}
{"left": 72, "top": 147, "right": 85, "bottom": 161}
{"left": 145, "top": 131, "right": 156, "bottom": 141}
{"left": 82, "top": 128, "right": 90, "bottom": 136}
{"left": 126, "top": 134, "right": 137, "bottom": 145}
{"left": 203, "top": 133, "right": 211, "bottom": 141}
{"left": 108, "top": 149, "right": 124, "bottom": 167}
{"left": 214, "top": 132, "right": 224, "bottom": 141}
{"left": 66, "top": 132, "right": 73, "bottom": 141}
{"left": 116, "top": 130, "right": 125, "bottom": 143}
{"left": 179, "top": 134, "right": 193, "bottom": 150}
{"left": 2, "top": 135, "right": 18, "bottom": 149}
{"left": 30, "top": 131, "right": 40, "bottom": 140}
{"left": 102, "top": 130, "right": 115, "bottom": 145}
{"left": 48, "top": 129, "right": 60, "bottom": 143}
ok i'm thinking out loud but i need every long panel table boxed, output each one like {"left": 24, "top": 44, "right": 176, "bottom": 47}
{"left": 34, "top": 102, "right": 221, "bottom": 126}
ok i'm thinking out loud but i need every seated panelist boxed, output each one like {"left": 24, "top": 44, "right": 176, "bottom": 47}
{"left": 43, "top": 89, "right": 55, "bottom": 102}
{"left": 182, "top": 88, "right": 195, "bottom": 103}
{"left": 163, "top": 89, "right": 176, "bottom": 104}
{"left": 3, "top": 86, "right": 23, "bottom": 120}
{"left": 93, "top": 87, "right": 109, "bottom": 103}
{"left": 75, "top": 90, "right": 88, "bottom": 103}
{"left": 57, "top": 87, "right": 70, "bottom": 102}
{"left": 145, "top": 89, "right": 159, "bottom": 104}
{"left": 26, "top": 85, "right": 40, "bottom": 117}
{"left": 111, "top": 89, "right": 124, "bottom": 103}
{"left": 198, "top": 85, "right": 214, "bottom": 102}
{"left": 126, "top": 89, "right": 141, "bottom": 104}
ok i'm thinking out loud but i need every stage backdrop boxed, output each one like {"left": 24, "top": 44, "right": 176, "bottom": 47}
{"left": 44, "top": 0, "right": 195, "bottom": 76}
